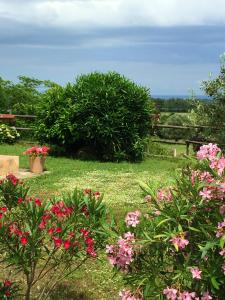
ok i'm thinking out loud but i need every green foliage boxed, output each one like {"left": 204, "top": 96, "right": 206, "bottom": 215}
{"left": 36, "top": 71, "right": 153, "bottom": 161}
{"left": 108, "top": 146, "right": 225, "bottom": 299}
{"left": 0, "top": 176, "right": 112, "bottom": 299}
{"left": 0, "top": 124, "right": 20, "bottom": 144}
{"left": 193, "top": 59, "right": 225, "bottom": 144}
{"left": 153, "top": 97, "right": 194, "bottom": 112}
{"left": 159, "top": 113, "right": 191, "bottom": 140}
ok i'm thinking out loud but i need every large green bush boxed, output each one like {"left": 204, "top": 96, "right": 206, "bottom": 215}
{"left": 36, "top": 72, "right": 153, "bottom": 161}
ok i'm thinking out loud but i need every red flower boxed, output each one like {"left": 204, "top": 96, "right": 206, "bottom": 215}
{"left": 38, "top": 221, "right": 46, "bottom": 230}
{"left": 55, "top": 227, "right": 62, "bottom": 234}
{"left": 63, "top": 240, "right": 71, "bottom": 250}
{"left": 20, "top": 237, "right": 28, "bottom": 246}
{"left": 35, "top": 198, "right": 42, "bottom": 206}
{"left": 80, "top": 228, "right": 89, "bottom": 237}
{"left": 6, "top": 174, "right": 19, "bottom": 186}
{"left": 18, "top": 197, "right": 23, "bottom": 204}
{"left": 93, "top": 191, "right": 101, "bottom": 199}
{"left": 48, "top": 227, "right": 55, "bottom": 235}
{"left": 53, "top": 237, "right": 62, "bottom": 248}
{"left": 5, "top": 290, "right": 11, "bottom": 297}
{"left": 14, "top": 228, "right": 22, "bottom": 237}
{"left": 4, "top": 280, "right": 12, "bottom": 287}
{"left": 0, "top": 207, "right": 7, "bottom": 213}
{"left": 0, "top": 213, "right": 2, "bottom": 219}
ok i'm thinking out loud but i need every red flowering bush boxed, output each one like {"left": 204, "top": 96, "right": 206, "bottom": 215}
{"left": 0, "top": 279, "right": 19, "bottom": 299}
{"left": 107, "top": 143, "right": 225, "bottom": 300}
{"left": 0, "top": 174, "right": 29, "bottom": 210}
{"left": 0, "top": 179, "right": 111, "bottom": 300}
{"left": 24, "top": 145, "right": 50, "bottom": 157}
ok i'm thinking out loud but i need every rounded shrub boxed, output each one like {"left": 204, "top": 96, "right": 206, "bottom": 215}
{"left": 36, "top": 72, "right": 153, "bottom": 161}
{"left": 0, "top": 124, "right": 20, "bottom": 144}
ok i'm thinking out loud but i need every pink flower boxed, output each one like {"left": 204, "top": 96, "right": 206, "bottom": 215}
{"left": 178, "top": 291, "right": 196, "bottom": 300}
{"left": 157, "top": 188, "right": 173, "bottom": 202}
{"left": 125, "top": 211, "right": 141, "bottom": 227}
{"left": 119, "top": 289, "right": 142, "bottom": 300}
{"left": 216, "top": 219, "right": 225, "bottom": 237}
{"left": 163, "top": 287, "right": 178, "bottom": 300}
{"left": 219, "top": 205, "right": 225, "bottom": 215}
{"left": 222, "top": 265, "right": 225, "bottom": 275}
{"left": 190, "top": 267, "right": 202, "bottom": 279}
{"left": 106, "top": 245, "right": 114, "bottom": 254}
{"left": 197, "top": 143, "right": 220, "bottom": 160}
{"left": 201, "top": 291, "right": 212, "bottom": 300}
{"left": 144, "top": 195, "right": 152, "bottom": 202}
{"left": 170, "top": 235, "right": 189, "bottom": 250}
{"left": 107, "top": 232, "right": 135, "bottom": 271}
{"left": 219, "top": 248, "right": 225, "bottom": 256}
{"left": 199, "top": 187, "right": 212, "bottom": 200}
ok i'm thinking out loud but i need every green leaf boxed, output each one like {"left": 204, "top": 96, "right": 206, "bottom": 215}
{"left": 211, "top": 276, "right": 220, "bottom": 290}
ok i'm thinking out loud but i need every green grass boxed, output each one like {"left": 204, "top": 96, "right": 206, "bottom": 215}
{"left": 0, "top": 142, "right": 182, "bottom": 299}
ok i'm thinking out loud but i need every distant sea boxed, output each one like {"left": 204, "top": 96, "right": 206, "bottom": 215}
{"left": 152, "top": 95, "right": 210, "bottom": 100}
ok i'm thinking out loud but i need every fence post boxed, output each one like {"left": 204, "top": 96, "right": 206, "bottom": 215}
{"left": 186, "top": 141, "right": 190, "bottom": 156}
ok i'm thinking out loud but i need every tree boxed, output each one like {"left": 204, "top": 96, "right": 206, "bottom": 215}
{"left": 194, "top": 56, "right": 225, "bottom": 144}
{"left": 36, "top": 71, "right": 153, "bottom": 161}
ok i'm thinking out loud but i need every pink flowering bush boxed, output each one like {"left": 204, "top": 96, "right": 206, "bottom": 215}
{"left": 107, "top": 143, "right": 225, "bottom": 299}
{"left": 0, "top": 177, "right": 111, "bottom": 300}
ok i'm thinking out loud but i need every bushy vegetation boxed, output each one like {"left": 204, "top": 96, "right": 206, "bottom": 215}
{"left": 153, "top": 97, "right": 194, "bottom": 112}
{"left": 0, "top": 175, "right": 111, "bottom": 299}
{"left": 0, "top": 124, "right": 20, "bottom": 144}
{"left": 36, "top": 71, "right": 153, "bottom": 161}
{"left": 193, "top": 58, "right": 225, "bottom": 145}
{"left": 159, "top": 113, "right": 191, "bottom": 141}
{"left": 107, "top": 143, "right": 225, "bottom": 299}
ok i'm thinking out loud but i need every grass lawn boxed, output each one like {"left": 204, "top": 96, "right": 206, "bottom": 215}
{"left": 0, "top": 142, "right": 183, "bottom": 299}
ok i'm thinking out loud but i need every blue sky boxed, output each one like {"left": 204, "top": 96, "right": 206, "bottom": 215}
{"left": 0, "top": 0, "right": 225, "bottom": 95}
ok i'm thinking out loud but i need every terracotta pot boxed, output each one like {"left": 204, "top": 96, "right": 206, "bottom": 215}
{"left": 29, "top": 156, "right": 46, "bottom": 174}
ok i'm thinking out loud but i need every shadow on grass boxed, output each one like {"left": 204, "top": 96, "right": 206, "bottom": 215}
{"left": 48, "top": 282, "right": 92, "bottom": 300}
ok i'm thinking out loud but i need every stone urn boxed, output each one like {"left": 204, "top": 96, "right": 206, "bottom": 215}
{"left": 29, "top": 156, "right": 46, "bottom": 174}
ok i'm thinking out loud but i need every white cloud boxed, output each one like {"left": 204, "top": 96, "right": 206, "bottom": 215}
{"left": 0, "top": 0, "right": 225, "bottom": 28}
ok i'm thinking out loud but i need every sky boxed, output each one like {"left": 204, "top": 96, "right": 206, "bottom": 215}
{"left": 0, "top": 0, "right": 225, "bottom": 96}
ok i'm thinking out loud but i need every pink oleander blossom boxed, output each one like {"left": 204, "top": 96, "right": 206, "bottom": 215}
{"left": 178, "top": 291, "right": 196, "bottom": 300}
{"left": 156, "top": 188, "right": 173, "bottom": 202}
{"left": 216, "top": 219, "right": 225, "bottom": 238}
{"left": 170, "top": 235, "right": 189, "bottom": 250}
{"left": 199, "top": 187, "right": 213, "bottom": 200}
{"left": 190, "top": 267, "right": 202, "bottom": 279}
{"left": 163, "top": 287, "right": 178, "bottom": 300}
{"left": 119, "top": 289, "right": 142, "bottom": 300}
{"left": 219, "top": 248, "right": 225, "bottom": 256}
{"left": 125, "top": 211, "right": 141, "bottom": 227}
{"left": 201, "top": 291, "right": 212, "bottom": 300}
{"left": 222, "top": 265, "right": 225, "bottom": 275}
{"left": 197, "top": 143, "right": 221, "bottom": 161}
{"left": 106, "top": 232, "right": 135, "bottom": 271}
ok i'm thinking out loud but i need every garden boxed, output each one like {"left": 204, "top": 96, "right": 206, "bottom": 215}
{"left": 0, "top": 65, "right": 224, "bottom": 300}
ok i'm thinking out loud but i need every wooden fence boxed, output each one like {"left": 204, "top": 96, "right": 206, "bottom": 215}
{"left": 0, "top": 113, "right": 220, "bottom": 156}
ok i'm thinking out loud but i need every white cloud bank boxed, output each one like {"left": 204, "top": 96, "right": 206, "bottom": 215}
{"left": 0, "top": 0, "right": 225, "bottom": 28}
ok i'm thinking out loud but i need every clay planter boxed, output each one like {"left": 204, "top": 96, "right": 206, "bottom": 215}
{"left": 29, "top": 156, "right": 46, "bottom": 174}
